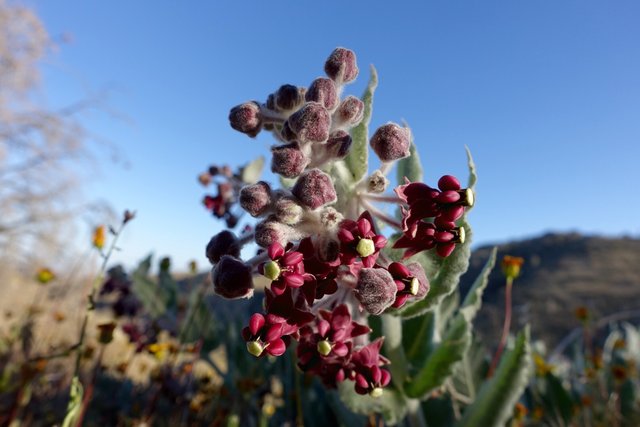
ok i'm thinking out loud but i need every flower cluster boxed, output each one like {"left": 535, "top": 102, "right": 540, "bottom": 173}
{"left": 394, "top": 174, "right": 474, "bottom": 258}
{"left": 204, "top": 47, "right": 474, "bottom": 396}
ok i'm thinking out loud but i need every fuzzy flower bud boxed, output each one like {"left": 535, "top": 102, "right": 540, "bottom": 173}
{"left": 254, "top": 217, "right": 301, "bottom": 248}
{"left": 367, "top": 170, "right": 389, "bottom": 193}
{"left": 355, "top": 268, "right": 397, "bottom": 315}
{"left": 335, "top": 96, "right": 364, "bottom": 128}
{"left": 275, "top": 84, "right": 304, "bottom": 111}
{"left": 320, "top": 207, "right": 343, "bottom": 230}
{"left": 288, "top": 102, "right": 331, "bottom": 144}
{"left": 292, "top": 169, "right": 337, "bottom": 210}
{"left": 306, "top": 78, "right": 339, "bottom": 111}
{"left": 206, "top": 230, "right": 241, "bottom": 264}
{"left": 325, "top": 131, "right": 352, "bottom": 160}
{"left": 324, "top": 47, "right": 359, "bottom": 84}
{"left": 211, "top": 256, "right": 254, "bottom": 299}
{"left": 273, "top": 197, "right": 304, "bottom": 225}
{"left": 271, "top": 142, "right": 309, "bottom": 178}
{"left": 239, "top": 181, "right": 272, "bottom": 217}
{"left": 370, "top": 123, "right": 411, "bottom": 162}
{"left": 280, "top": 121, "right": 297, "bottom": 142}
{"left": 229, "top": 101, "right": 262, "bottom": 137}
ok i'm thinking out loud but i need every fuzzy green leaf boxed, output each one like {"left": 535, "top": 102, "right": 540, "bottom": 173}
{"left": 381, "top": 315, "right": 408, "bottom": 391}
{"left": 338, "top": 381, "right": 408, "bottom": 425}
{"left": 404, "top": 312, "right": 470, "bottom": 398}
{"left": 344, "top": 65, "right": 377, "bottom": 183}
{"left": 465, "top": 146, "right": 477, "bottom": 191}
{"left": 131, "top": 255, "right": 170, "bottom": 318}
{"left": 240, "top": 156, "right": 265, "bottom": 184}
{"left": 457, "top": 327, "right": 532, "bottom": 427}
{"left": 403, "top": 251, "right": 495, "bottom": 398}
{"left": 396, "top": 135, "right": 423, "bottom": 184}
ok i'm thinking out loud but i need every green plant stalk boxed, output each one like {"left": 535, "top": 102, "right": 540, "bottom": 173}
{"left": 488, "top": 276, "right": 513, "bottom": 378}
{"left": 74, "top": 345, "right": 105, "bottom": 427}
{"left": 71, "top": 222, "right": 126, "bottom": 377}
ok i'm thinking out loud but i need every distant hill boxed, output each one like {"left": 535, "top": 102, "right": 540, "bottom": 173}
{"left": 459, "top": 233, "right": 640, "bottom": 346}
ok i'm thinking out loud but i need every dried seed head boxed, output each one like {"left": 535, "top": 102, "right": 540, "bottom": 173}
{"left": 288, "top": 102, "right": 331, "bottom": 144}
{"left": 370, "top": 123, "right": 411, "bottom": 162}
{"left": 356, "top": 268, "right": 397, "bottom": 315}
{"left": 239, "top": 181, "right": 272, "bottom": 217}
{"left": 335, "top": 96, "right": 364, "bottom": 128}
{"left": 325, "top": 130, "right": 352, "bottom": 160}
{"left": 211, "top": 256, "right": 254, "bottom": 299}
{"left": 306, "top": 78, "right": 339, "bottom": 111}
{"left": 273, "top": 197, "right": 304, "bottom": 225}
{"left": 271, "top": 142, "right": 309, "bottom": 178}
{"left": 291, "top": 169, "right": 337, "bottom": 210}
{"left": 276, "top": 84, "right": 304, "bottom": 111}
{"left": 206, "top": 230, "right": 241, "bottom": 264}
{"left": 325, "top": 47, "right": 359, "bottom": 84}
{"left": 229, "top": 101, "right": 262, "bottom": 137}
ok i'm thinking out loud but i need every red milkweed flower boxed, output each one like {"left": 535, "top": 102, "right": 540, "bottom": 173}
{"left": 337, "top": 211, "right": 387, "bottom": 268}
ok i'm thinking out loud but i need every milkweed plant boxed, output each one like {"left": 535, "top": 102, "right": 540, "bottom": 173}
{"left": 201, "top": 47, "right": 533, "bottom": 426}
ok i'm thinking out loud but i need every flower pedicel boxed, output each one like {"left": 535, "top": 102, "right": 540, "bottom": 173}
{"left": 205, "top": 47, "right": 474, "bottom": 396}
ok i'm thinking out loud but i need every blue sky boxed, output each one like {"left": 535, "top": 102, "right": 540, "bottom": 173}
{"left": 31, "top": 0, "right": 640, "bottom": 270}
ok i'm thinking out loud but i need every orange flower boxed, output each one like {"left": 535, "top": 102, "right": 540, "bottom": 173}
{"left": 36, "top": 267, "right": 55, "bottom": 284}
{"left": 53, "top": 311, "right": 66, "bottom": 322}
{"left": 93, "top": 225, "right": 106, "bottom": 250}
{"left": 513, "top": 402, "right": 528, "bottom": 421}
{"left": 501, "top": 255, "right": 524, "bottom": 280}
{"left": 574, "top": 306, "right": 589, "bottom": 322}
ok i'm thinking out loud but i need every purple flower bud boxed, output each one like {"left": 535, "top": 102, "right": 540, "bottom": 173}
{"left": 370, "top": 123, "right": 411, "bottom": 162}
{"left": 288, "top": 102, "right": 331, "bottom": 144}
{"left": 254, "top": 216, "right": 301, "bottom": 248}
{"left": 280, "top": 121, "right": 297, "bottom": 142}
{"left": 325, "top": 131, "right": 352, "bottom": 160}
{"left": 325, "top": 47, "right": 359, "bottom": 84}
{"left": 306, "top": 78, "right": 339, "bottom": 111}
{"left": 276, "top": 84, "right": 304, "bottom": 111}
{"left": 335, "top": 96, "right": 364, "bottom": 128}
{"left": 291, "top": 169, "right": 337, "bottom": 210}
{"left": 355, "top": 268, "right": 397, "bottom": 315}
{"left": 271, "top": 142, "right": 310, "bottom": 178}
{"left": 229, "top": 101, "right": 262, "bottom": 137}
{"left": 206, "top": 230, "right": 241, "bottom": 264}
{"left": 273, "top": 197, "right": 304, "bottom": 225}
{"left": 211, "top": 256, "right": 254, "bottom": 299}
{"left": 239, "top": 181, "right": 272, "bottom": 217}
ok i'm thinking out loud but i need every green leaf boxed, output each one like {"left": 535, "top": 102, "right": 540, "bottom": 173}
{"left": 539, "top": 372, "right": 575, "bottom": 425}
{"left": 396, "top": 134, "right": 423, "bottom": 184}
{"left": 457, "top": 327, "right": 532, "bottom": 427}
{"left": 396, "top": 220, "right": 472, "bottom": 318}
{"left": 338, "top": 381, "right": 408, "bottom": 425}
{"left": 240, "top": 156, "right": 265, "bottom": 184}
{"left": 62, "top": 376, "right": 83, "bottom": 427}
{"left": 458, "top": 247, "right": 497, "bottom": 322}
{"left": 404, "top": 312, "right": 471, "bottom": 398}
{"left": 131, "top": 255, "right": 170, "bottom": 318}
{"left": 381, "top": 315, "right": 408, "bottom": 392}
{"left": 344, "top": 65, "right": 378, "bottom": 183}
{"left": 465, "top": 146, "right": 477, "bottom": 191}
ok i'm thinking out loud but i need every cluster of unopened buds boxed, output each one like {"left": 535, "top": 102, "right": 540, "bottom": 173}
{"left": 205, "top": 48, "right": 474, "bottom": 396}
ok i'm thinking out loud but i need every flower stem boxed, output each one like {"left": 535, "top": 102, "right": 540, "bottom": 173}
{"left": 487, "top": 277, "right": 513, "bottom": 378}
{"left": 359, "top": 199, "right": 402, "bottom": 230}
